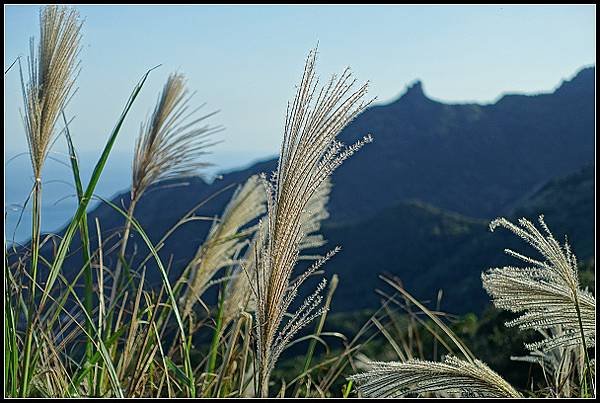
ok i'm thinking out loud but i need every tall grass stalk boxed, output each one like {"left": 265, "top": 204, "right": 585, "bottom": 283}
{"left": 111, "top": 72, "right": 221, "bottom": 305}
{"left": 205, "top": 281, "right": 227, "bottom": 394}
{"left": 253, "top": 48, "right": 373, "bottom": 396}
{"left": 12, "top": 7, "right": 156, "bottom": 396}
{"left": 18, "top": 5, "right": 82, "bottom": 396}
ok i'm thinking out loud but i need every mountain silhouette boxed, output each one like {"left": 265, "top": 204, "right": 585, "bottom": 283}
{"left": 326, "top": 65, "right": 594, "bottom": 222}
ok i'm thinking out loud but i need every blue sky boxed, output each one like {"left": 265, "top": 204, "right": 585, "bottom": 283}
{"left": 3, "top": 4, "right": 596, "bottom": 242}
{"left": 5, "top": 5, "right": 595, "bottom": 159}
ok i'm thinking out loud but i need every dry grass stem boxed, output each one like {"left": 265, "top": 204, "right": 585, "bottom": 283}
{"left": 253, "top": 48, "right": 373, "bottom": 396}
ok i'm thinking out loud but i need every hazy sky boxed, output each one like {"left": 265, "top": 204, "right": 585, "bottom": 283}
{"left": 5, "top": 4, "right": 596, "bottom": 164}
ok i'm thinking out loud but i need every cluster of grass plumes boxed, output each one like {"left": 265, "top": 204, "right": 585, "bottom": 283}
{"left": 180, "top": 174, "right": 266, "bottom": 319}
{"left": 6, "top": 5, "right": 377, "bottom": 398}
{"left": 349, "top": 218, "right": 596, "bottom": 399}
{"left": 482, "top": 215, "right": 595, "bottom": 353}
{"left": 7, "top": 4, "right": 595, "bottom": 400}
{"left": 482, "top": 215, "right": 595, "bottom": 397}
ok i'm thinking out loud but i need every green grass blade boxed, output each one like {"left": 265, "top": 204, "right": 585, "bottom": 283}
{"left": 39, "top": 66, "right": 159, "bottom": 309}
{"left": 4, "top": 288, "right": 19, "bottom": 396}
{"left": 342, "top": 380, "right": 353, "bottom": 398}
{"left": 63, "top": 111, "right": 95, "bottom": 394}
{"left": 96, "top": 195, "right": 196, "bottom": 396}
{"left": 204, "top": 282, "right": 227, "bottom": 396}
{"left": 166, "top": 356, "right": 192, "bottom": 390}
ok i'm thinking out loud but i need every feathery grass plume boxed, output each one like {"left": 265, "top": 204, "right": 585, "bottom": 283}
{"left": 253, "top": 48, "right": 373, "bottom": 396}
{"left": 131, "top": 72, "right": 222, "bottom": 202}
{"left": 180, "top": 174, "right": 266, "bottom": 318}
{"left": 481, "top": 215, "right": 595, "bottom": 353}
{"left": 221, "top": 177, "right": 332, "bottom": 324}
{"left": 221, "top": 223, "right": 266, "bottom": 325}
{"left": 349, "top": 356, "right": 522, "bottom": 398}
{"left": 20, "top": 5, "right": 82, "bottom": 180}
{"left": 111, "top": 72, "right": 222, "bottom": 302}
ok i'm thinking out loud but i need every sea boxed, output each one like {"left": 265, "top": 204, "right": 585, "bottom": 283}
{"left": 4, "top": 149, "right": 273, "bottom": 245}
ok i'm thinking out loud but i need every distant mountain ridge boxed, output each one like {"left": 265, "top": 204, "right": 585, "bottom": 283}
{"left": 326, "top": 65, "right": 594, "bottom": 222}
{"left": 23, "top": 66, "right": 595, "bottom": 314}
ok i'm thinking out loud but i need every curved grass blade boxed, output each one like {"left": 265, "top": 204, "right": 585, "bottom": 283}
{"left": 39, "top": 65, "right": 159, "bottom": 309}
{"left": 96, "top": 195, "right": 196, "bottom": 396}
{"left": 380, "top": 275, "right": 476, "bottom": 364}
{"left": 63, "top": 110, "right": 96, "bottom": 393}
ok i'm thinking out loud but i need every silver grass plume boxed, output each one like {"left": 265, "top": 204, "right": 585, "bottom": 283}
{"left": 181, "top": 174, "right": 266, "bottom": 318}
{"left": 349, "top": 356, "right": 522, "bottom": 398}
{"left": 481, "top": 215, "right": 595, "bottom": 353}
{"left": 221, "top": 177, "right": 332, "bottom": 324}
{"left": 221, "top": 222, "right": 266, "bottom": 326}
{"left": 21, "top": 5, "right": 82, "bottom": 180}
{"left": 112, "top": 73, "right": 222, "bottom": 303}
{"left": 131, "top": 72, "right": 222, "bottom": 201}
{"left": 254, "top": 48, "right": 373, "bottom": 396}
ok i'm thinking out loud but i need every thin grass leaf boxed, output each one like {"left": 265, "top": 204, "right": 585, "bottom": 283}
{"left": 63, "top": 111, "right": 95, "bottom": 393}
{"left": 39, "top": 64, "right": 158, "bottom": 309}
{"left": 380, "top": 275, "right": 475, "bottom": 363}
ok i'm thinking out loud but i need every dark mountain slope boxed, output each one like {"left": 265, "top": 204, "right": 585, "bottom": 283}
{"left": 319, "top": 200, "right": 489, "bottom": 313}
{"left": 511, "top": 163, "right": 595, "bottom": 259}
{"left": 321, "top": 163, "right": 595, "bottom": 314}
{"left": 328, "top": 66, "right": 594, "bottom": 222}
